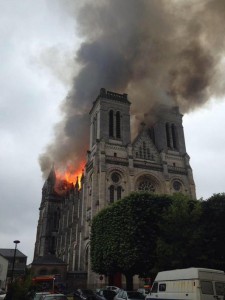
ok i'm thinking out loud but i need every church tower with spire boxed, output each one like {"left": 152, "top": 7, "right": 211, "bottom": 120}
{"left": 34, "top": 166, "right": 62, "bottom": 258}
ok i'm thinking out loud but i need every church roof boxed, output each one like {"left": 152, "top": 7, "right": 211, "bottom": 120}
{"left": 0, "top": 248, "right": 27, "bottom": 258}
{"left": 32, "top": 255, "right": 67, "bottom": 266}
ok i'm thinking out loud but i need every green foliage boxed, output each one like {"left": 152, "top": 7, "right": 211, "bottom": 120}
{"left": 91, "top": 192, "right": 172, "bottom": 278}
{"left": 6, "top": 273, "right": 33, "bottom": 300}
{"left": 155, "top": 194, "right": 202, "bottom": 271}
{"left": 200, "top": 193, "right": 225, "bottom": 270}
{"left": 91, "top": 191, "right": 225, "bottom": 284}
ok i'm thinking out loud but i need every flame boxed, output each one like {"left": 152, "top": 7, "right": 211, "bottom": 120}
{"left": 55, "top": 162, "right": 85, "bottom": 192}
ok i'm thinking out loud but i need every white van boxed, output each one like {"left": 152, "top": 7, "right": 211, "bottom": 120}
{"left": 146, "top": 267, "right": 225, "bottom": 300}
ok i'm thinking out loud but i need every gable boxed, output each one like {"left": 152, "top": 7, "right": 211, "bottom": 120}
{"left": 132, "top": 129, "right": 160, "bottom": 163}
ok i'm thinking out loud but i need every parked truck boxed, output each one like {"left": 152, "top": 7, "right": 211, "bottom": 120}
{"left": 146, "top": 267, "right": 225, "bottom": 300}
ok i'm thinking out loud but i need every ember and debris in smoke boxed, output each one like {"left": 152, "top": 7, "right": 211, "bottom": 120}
{"left": 39, "top": 0, "right": 225, "bottom": 182}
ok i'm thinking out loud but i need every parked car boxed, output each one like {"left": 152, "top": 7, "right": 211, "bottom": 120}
{"left": 96, "top": 289, "right": 117, "bottom": 300}
{"left": 0, "top": 289, "right": 6, "bottom": 300}
{"left": 73, "top": 289, "right": 97, "bottom": 300}
{"left": 33, "top": 292, "right": 51, "bottom": 300}
{"left": 137, "top": 288, "right": 150, "bottom": 297}
{"left": 105, "top": 286, "right": 120, "bottom": 294}
{"left": 40, "top": 294, "right": 68, "bottom": 300}
{"left": 114, "top": 290, "right": 145, "bottom": 300}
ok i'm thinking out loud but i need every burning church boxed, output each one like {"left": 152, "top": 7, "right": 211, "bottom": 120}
{"left": 33, "top": 88, "right": 195, "bottom": 289}
{"left": 31, "top": 0, "right": 225, "bottom": 290}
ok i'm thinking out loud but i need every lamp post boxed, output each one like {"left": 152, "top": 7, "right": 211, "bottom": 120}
{"left": 11, "top": 240, "right": 20, "bottom": 283}
{"left": 52, "top": 277, "right": 55, "bottom": 293}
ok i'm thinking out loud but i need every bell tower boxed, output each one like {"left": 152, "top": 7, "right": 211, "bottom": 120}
{"left": 152, "top": 105, "right": 186, "bottom": 154}
{"left": 89, "top": 88, "right": 131, "bottom": 148}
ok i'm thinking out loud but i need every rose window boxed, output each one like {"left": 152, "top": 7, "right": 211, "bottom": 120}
{"left": 111, "top": 172, "right": 120, "bottom": 183}
{"left": 173, "top": 180, "right": 182, "bottom": 191}
{"left": 138, "top": 180, "right": 155, "bottom": 192}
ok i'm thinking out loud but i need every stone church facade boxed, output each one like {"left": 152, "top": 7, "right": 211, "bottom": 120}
{"left": 33, "top": 88, "right": 195, "bottom": 289}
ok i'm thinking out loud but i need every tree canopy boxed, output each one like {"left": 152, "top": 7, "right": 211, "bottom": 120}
{"left": 90, "top": 192, "right": 172, "bottom": 289}
{"left": 90, "top": 192, "right": 225, "bottom": 289}
{"left": 155, "top": 194, "right": 202, "bottom": 271}
{"left": 200, "top": 193, "right": 225, "bottom": 270}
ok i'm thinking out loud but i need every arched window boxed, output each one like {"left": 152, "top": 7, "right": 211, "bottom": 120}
{"left": 92, "top": 116, "right": 97, "bottom": 145}
{"left": 109, "top": 110, "right": 114, "bottom": 137}
{"left": 116, "top": 111, "right": 121, "bottom": 138}
{"left": 147, "top": 148, "right": 150, "bottom": 159}
{"left": 166, "top": 123, "right": 171, "bottom": 148}
{"left": 143, "top": 142, "right": 146, "bottom": 159}
{"left": 92, "top": 119, "right": 95, "bottom": 146}
{"left": 150, "top": 127, "right": 155, "bottom": 144}
{"left": 171, "top": 124, "right": 177, "bottom": 149}
{"left": 109, "top": 185, "right": 114, "bottom": 203}
{"left": 139, "top": 146, "right": 142, "bottom": 158}
{"left": 117, "top": 186, "right": 122, "bottom": 200}
{"left": 138, "top": 178, "right": 155, "bottom": 192}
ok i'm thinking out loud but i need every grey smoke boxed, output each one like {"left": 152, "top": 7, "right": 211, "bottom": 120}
{"left": 39, "top": 0, "right": 225, "bottom": 178}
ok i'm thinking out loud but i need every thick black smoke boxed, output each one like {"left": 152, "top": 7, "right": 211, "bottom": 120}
{"left": 39, "top": 0, "right": 225, "bottom": 177}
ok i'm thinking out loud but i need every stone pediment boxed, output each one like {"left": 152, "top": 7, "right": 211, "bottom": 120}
{"left": 132, "top": 129, "right": 160, "bottom": 162}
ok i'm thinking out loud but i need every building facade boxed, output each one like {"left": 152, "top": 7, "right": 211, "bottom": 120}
{"left": 0, "top": 249, "right": 27, "bottom": 285}
{"left": 33, "top": 89, "right": 195, "bottom": 289}
{"left": 0, "top": 254, "right": 8, "bottom": 289}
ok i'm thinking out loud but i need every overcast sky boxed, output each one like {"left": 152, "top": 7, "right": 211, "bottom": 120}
{"left": 1, "top": 0, "right": 225, "bottom": 265}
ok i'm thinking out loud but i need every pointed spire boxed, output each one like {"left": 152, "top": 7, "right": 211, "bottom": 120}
{"left": 47, "top": 163, "right": 56, "bottom": 184}
{"left": 42, "top": 163, "right": 56, "bottom": 196}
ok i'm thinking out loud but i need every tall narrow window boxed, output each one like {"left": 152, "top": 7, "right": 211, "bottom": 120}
{"left": 117, "top": 186, "right": 122, "bottom": 200}
{"left": 109, "top": 185, "right": 114, "bottom": 203}
{"left": 92, "top": 118, "right": 95, "bottom": 145}
{"left": 116, "top": 111, "right": 121, "bottom": 138}
{"left": 171, "top": 124, "right": 177, "bottom": 149}
{"left": 166, "top": 123, "right": 171, "bottom": 148}
{"left": 139, "top": 146, "right": 142, "bottom": 158}
{"left": 109, "top": 110, "right": 114, "bottom": 137}
{"left": 51, "top": 236, "right": 56, "bottom": 254}
{"left": 94, "top": 113, "right": 98, "bottom": 140}
{"left": 150, "top": 127, "right": 155, "bottom": 144}
{"left": 143, "top": 142, "right": 146, "bottom": 159}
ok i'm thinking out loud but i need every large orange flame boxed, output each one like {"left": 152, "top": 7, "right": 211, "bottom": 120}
{"left": 55, "top": 162, "right": 85, "bottom": 193}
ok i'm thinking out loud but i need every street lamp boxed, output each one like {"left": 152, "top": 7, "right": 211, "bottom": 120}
{"left": 52, "top": 277, "right": 55, "bottom": 293}
{"left": 11, "top": 240, "right": 20, "bottom": 283}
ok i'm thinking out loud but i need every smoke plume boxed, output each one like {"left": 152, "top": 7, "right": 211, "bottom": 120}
{"left": 39, "top": 0, "right": 225, "bottom": 178}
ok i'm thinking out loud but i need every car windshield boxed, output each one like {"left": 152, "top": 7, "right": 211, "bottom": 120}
{"left": 127, "top": 292, "right": 145, "bottom": 299}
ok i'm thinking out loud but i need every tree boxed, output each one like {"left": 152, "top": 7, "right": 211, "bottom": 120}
{"left": 155, "top": 194, "right": 203, "bottom": 271}
{"left": 5, "top": 269, "right": 33, "bottom": 300}
{"left": 200, "top": 193, "right": 225, "bottom": 270}
{"left": 90, "top": 192, "right": 172, "bottom": 290}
